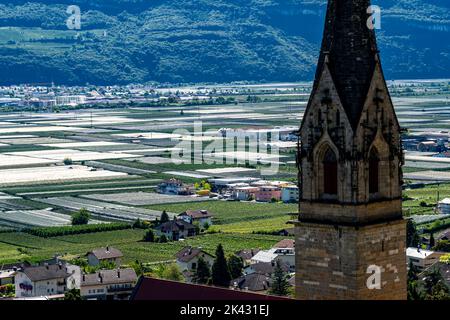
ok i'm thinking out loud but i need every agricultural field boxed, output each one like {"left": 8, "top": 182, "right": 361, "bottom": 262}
{"left": 210, "top": 216, "right": 293, "bottom": 234}
{"left": 0, "top": 165, "right": 129, "bottom": 186}
{"left": 35, "top": 197, "right": 174, "bottom": 222}
{"left": 1, "top": 177, "right": 158, "bottom": 196}
{"left": 403, "top": 183, "right": 450, "bottom": 215}
{"left": 145, "top": 201, "right": 298, "bottom": 225}
{"left": 0, "top": 80, "right": 450, "bottom": 268}
{"left": 81, "top": 192, "right": 214, "bottom": 206}
{"left": 0, "top": 229, "right": 286, "bottom": 265}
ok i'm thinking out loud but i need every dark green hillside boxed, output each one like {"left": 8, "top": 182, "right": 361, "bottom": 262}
{"left": 0, "top": 0, "right": 448, "bottom": 85}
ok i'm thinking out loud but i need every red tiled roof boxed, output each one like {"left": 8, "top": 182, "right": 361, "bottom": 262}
{"left": 180, "top": 210, "right": 213, "bottom": 219}
{"left": 175, "top": 246, "right": 214, "bottom": 263}
{"left": 131, "top": 277, "right": 292, "bottom": 301}
{"left": 87, "top": 247, "right": 123, "bottom": 260}
{"left": 273, "top": 239, "right": 295, "bottom": 249}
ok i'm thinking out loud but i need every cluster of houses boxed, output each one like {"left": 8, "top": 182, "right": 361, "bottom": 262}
{"left": 174, "top": 239, "right": 295, "bottom": 294}
{"left": 0, "top": 247, "right": 137, "bottom": 300}
{"left": 158, "top": 178, "right": 299, "bottom": 203}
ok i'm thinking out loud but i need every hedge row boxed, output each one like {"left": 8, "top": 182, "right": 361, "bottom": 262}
{"left": 23, "top": 223, "right": 132, "bottom": 238}
{"left": 420, "top": 218, "right": 450, "bottom": 234}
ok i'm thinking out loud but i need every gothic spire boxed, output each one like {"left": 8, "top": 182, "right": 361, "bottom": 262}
{"left": 313, "top": 0, "right": 379, "bottom": 130}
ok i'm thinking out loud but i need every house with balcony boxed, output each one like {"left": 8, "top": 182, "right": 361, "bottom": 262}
{"left": 233, "top": 186, "right": 259, "bottom": 201}
{"left": 178, "top": 210, "right": 213, "bottom": 227}
{"left": 81, "top": 268, "right": 137, "bottom": 300}
{"left": 255, "top": 186, "right": 281, "bottom": 202}
{"left": 155, "top": 219, "right": 197, "bottom": 241}
{"left": 250, "top": 239, "right": 295, "bottom": 272}
{"left": 406, "top": 247, "right": 445, "bottom": 271}
{"left": 14, "top": 263, "right": 80, "bottom": 298}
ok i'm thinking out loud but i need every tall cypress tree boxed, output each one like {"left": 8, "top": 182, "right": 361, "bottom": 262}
{"left": 228, "top": 254, "right": 244, "bottom": 279}
{"left": 160, "top": 210, "right": 169, "bottom": 223}
{"left": 407, "top": 219, "right": 420, "bottom": 247}
{"left": 269, "top": 260, "right": 290, "bottom": 296}
{"left": 429, "top": 233, "right": 436, "bottom": 249}
{"left": 193, "top": 256, "right": 211, "bottom": 284}
{"left": 211, "top": 244, "right": 231, "bottom": 287}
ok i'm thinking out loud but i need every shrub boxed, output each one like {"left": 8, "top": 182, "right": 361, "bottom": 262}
{"left": 72, "top": 208, "right": 90, "bottom": 225}
{"left": 159, "top": 234, "right": 168, "bottom": 243}
{"left": 143, "top": 229, "right": 156, "bottom": 242}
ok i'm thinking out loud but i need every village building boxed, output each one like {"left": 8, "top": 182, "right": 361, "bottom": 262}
{"left": 81, "top": 268, "right": 137, "bottom": 300}
{"left": 230, "top": 273, "right": 272, "bottom": 293}
{"left": 406, "top": 247, "right": 445, "bottom": 271}
{"left": 438, "top": 198, "right": 450, "bottom": 214}
{"left": 14, "top": 263, "right": 80, "bottom": 298}
{"left": 157, "top": 178, "right": 193, "bottom": 195}
{"left": 255, "top": 186, "right": 281, "bottom": 202}
{"left": 235, "top": 249, "right": 260, "bottom": 266}
{"left": 175, "top": 247, "right": 215, "bottom": 282}
{"left": 208, "top": 177, "right": 260, "bottom": 192}
{"left": 178, "top": 210, "right": 213, "bottom": 227}
{"left": 281, "top": 185, "right": 299, "bottom": 203}
{"left": 232, "top": 186, "right": 259, "bottom": 201}
{"left": 250, "top": 240, "right": 295, "bottom": 271}
{"left": 244, "top": 261, "right": 290, "bottom": 276}
{"left": 155, "top": 219, "right": 197, "bottom": 241}
{"left": 0, "top": 270, "right": 15, "bottom": 286}
{"left": 417, "top": 140, "right": 444, "bottom": 153}
{"left": 86, "top": 247, "right": 123, "bottom": 266}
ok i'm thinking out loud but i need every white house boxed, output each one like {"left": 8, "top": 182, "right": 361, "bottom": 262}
{"left": 178, "top": 210, "right": 213, "bottom": 227}
{"left": 250, "top": 239, "right": 295, "bottom": 272}
{"left": 86, "top": 247, "right": 123, "bottom": 267}
{"left": 175, "top": 247, "right": 215, "bottom": 282}
{"left": 438, "top": 198, "right": 450, "bottom": 214}
{"left": 233, "top": 186, "right": 259, "bottom": 201}
{"left": 14, "top": 263, "right": 80, "bottom": 298}
{"left": 281, "top": 185, "right": 299, "bottom": 203}
{"left": 406, "top": 247, "right": 445, "bottom": 271}
{"left": 0, "top": 270, "right": 15, "bottom": 286}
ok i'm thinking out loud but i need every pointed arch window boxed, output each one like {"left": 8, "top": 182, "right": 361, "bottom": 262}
{"left": 369, "top": 148, "right": 380, "bottom": 194}
{"left": 323, "top": 148, "right": 338, "bottom": 195}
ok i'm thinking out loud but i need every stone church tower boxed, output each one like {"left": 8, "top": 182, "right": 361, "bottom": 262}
{"left": 295, "top": 0, "right": 407, "bottom": 300}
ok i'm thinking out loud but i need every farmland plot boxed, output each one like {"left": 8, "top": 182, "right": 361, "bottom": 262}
{"left": 35, "top": 197, "right": 176, "bottom": 222}
{"left": 5, "top": 149, "right": 140, "bottom": 162}
{"left": 411, "top": 214, "right": 448, "bottom": 225}
{"left": 0, "top": 165, "right": 128, "bottom": 186}
{"left": 0, "top": 210, "right": 75, "bottom": 228}
{"left": 81, "top": 192, "right": 214, "bottom": 206}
